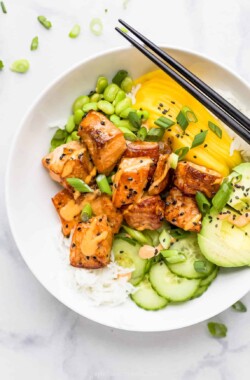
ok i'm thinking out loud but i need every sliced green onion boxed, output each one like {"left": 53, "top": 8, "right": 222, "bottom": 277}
{"left": 38, "top": 15, "right": 52, "bottom": 29}
{"left": 207, "top": 322, "right": 227, "bottom": 338}
{"left": 0, "top": 60, "right": 4, "bottom": 70}
{"left": 137, "top": 127, "right": 148, "bottom": 141}
{"left": 161, "top": 250, "right": 186, "bottom": 264}
{"left": 169, "top": 152, "right": 179, "bottom": 169}
{"left": 128, "top": 111, "right": 141, "bottom": 130}
{"left": 118, "top": 126, "right": 137, "bottom": 141}
{"left": 170, "top": 228, "right": 191, "bottom": 240}
{"left": 212, "top": 182, "right": 233, "bottom": 212}
{"left": 159, "top": 230, "right": 171, "bottom": 249}
{"left": 106, "top": 171, "right": 115, "bottom": 184}
{"left": 0, "top": 1, "right": 7, "bottom": 13}
{"left": 208, "top": 121, "right": 222, "bottom": 139}
{"left": 232, "top": 300, "right": 247, "bottom": 312}
{"left": 112, "top": 70, "right": 128, "bottom": 86}
{"left": 69, "top": 24, "right": 81, "bottom": 38}
{"left": 66, "top": 178, "right": 94, "bottom": 193}
{"left": 145, "top": 127, "right": 165, "bottom": 142}
{"left": 176, "top": 110, "right": 188, "bottom": 130}
{"left": 120, "top": 27, "right": 128, "bottom": 33}
{"left": 194, "top": 260, "right": 209, "bottom": 274}
{"left": 195, "top": 191, "right": 211, "bottom": 215}
{"left": 191, "top": 130, "right": 208, "bottom": 149}
{"left": 176, "top": 106, "right": 197, "bottom": 131}
{"left": 114, "top": 233, "right": 137, "bottom": 246}
{"left": 10, "top": 59, "right": 30, "bottom": 73}
{"left": 122, "top": 225, "right": 151, "bottom": 245}
{"left": 81, "top": 203, "right": 93, "bottom": 222}
{"left": 30, "top": 36, "right": 39, "bottom": 51}
{"left": 175, "top": 146, "right": 189, "bottom": 161}
{"left": 144, "top": 230, "right": 159, "bottom": 247}
{"left": 96, "top": 174, "right": 112, "bottom": 195}
{"left": 90, "top": 18, "right": 103, "bottom": 36}
{"left": 154, "top": 116, "right": 175, "bottom": 129}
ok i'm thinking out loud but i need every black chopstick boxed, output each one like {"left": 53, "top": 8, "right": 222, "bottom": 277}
{"left": 115, "top": 23, "right": 250, "bottom": 144}
{"left": 118, "top": 19, "right": 250, "bottom": 132}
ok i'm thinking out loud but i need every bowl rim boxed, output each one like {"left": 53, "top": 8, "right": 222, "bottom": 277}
{"left": 5, "top": 45, "right": 250, "bottom": 332}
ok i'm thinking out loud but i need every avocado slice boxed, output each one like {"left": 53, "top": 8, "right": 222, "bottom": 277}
{"left": 198, "top": 207, "right": 250, "bottom": 267}
{"left": 227, "top": 163, "right": 250, "bottom": 214}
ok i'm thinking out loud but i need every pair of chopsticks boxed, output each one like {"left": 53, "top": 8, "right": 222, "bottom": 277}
{"left": 115, "top": 20, "right": 250, "bottom": 144}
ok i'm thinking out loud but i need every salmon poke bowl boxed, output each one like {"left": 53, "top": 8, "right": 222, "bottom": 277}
{"left": 6, "top": 46, "right": 250, "bottom": 331}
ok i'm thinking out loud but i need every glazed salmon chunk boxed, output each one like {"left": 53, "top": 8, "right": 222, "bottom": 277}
{"left": 78, "top": 111, "right": 126, "bottom": 175}
{"left": 165, "top": 187, "right": 202, "bottom": 232}
{"left": 112, "top": 157, "right": 153, "bottom": 208}
{"left": 70, "top": 215, "right": 113, "bottom": 269}
{"left": 42, "top": 141, "right": 95, "bottom": 190}
{"left": 52, "top": 190, "right": 123, "bottom": 237}
{"left": 174, "top": 161, "right": 222, "bottom": 198}
{"left": 123, "top": 195, "right": 165, "bottom": 230}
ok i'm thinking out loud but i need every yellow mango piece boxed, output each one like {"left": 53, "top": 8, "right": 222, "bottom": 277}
{"left": 134, "top": 70, "right": 242, "bottom": 177}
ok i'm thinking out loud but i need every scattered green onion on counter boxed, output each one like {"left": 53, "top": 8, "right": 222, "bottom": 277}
{"left": 10, "top": 59, "right": 30, "bottom": 73}
{"left": 232, "top": 300, "right": 247, "bottom": 312}
{"left": 30, "top": 36, "right": 39, "bottom": 51}
{"left": 0, "top": 60, "right": 4, "bottom": 70}
{"left": 208, "top": 121, "right": 222, "bottom": 139}
{"left": 90, "top": 18, "right": 103, "bottom": 36}
{"left": 1, "top": 1, "right": 7, "bottom": 13}
{"left": 66, "top": 178, "right": 94, "bottom": 193}
{"left": 38, "top": 15, "right": 52, "bottom": 29}
{"left": 207, "top": 322, "right": 227, "bottom": 338}
{"left": 81, "top": 203, "right": 93, "bottom": 222}
{"left": 69, "top": 24, "right": 81, "bottom": 38}
{"left": 96, "top": 174, "right": 112, "bottom": 195}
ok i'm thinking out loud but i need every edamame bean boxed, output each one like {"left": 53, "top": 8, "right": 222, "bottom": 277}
{"left": 74, "top": 109, "right": 84, "bottom": 125}
{"left": 90, "top": 93, "right": 101, "bottom": 102}
{"left": 82, "top": 102, "right": 98, "bottom": 112}
{"left": 119, "top": 107, "right": 134, "bottom": 119}
{"left": 115, "top": 97, "right": 132, "bottom": 116}
{"left": 66, "top": 135, "right": 73, "bottom": 143}
{"left": 71, "top": 131, "right": 80, "bottom": 141}
{"left": 97, "top": 100, "right": 114, "bottom": 115}
{"left": 110, "top": 114, "right": 120, "bottom": 126}
{"left": 103, "top": 83, "right": 119, "bottom": 102}
{"left": 120, "top": 76, "right": 133, "bottom": 93}
{"left": 66, "top": 115, "right": 75, "bottom": 133}
{"left": 96, "top": 76, "right": 108, "bottom": 94}
{"left": 113, "top": 90, "right": 126, "bottom": 106}
{"left": 72, "top": 95, "right": 89, "bottom": 112}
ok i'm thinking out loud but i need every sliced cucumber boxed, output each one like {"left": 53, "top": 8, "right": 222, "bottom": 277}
{"left": 200, "top": 266, "right": 219, "bottom": 287}
{"left": 167, "top": 235, "right": 215, "bottom": 279}
{"left": 191, "top": 285, "right": 208, "bottom": 299}
{"left": 131, "top": 277, "right": 168, "bottom": 310}
{"left": 149, "top": 261, "right": 200, "bottom": 302}
{"left": 112, "top": 238, "right": 147, "bottom": 285}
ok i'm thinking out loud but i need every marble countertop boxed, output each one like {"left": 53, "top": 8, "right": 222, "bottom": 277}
{"left": 1, "top": 0, "right": 250, "bottom": 379}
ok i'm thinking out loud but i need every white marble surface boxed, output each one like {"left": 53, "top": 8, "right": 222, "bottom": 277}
{"left": 1, "top": 0, "right": 250, "bottom": 379}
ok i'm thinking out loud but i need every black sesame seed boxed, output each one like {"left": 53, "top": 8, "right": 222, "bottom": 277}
{"left": 171, "top": 101, "right": 175, "bottom": 104}
{"left": 193, "top": 155, "right": 197, "bottom": 159}
{"left": 100, "top": 121, "right": 105, "bottom": 125}
{"left": 45, "top": 158, "right": 50, "bottom": 164}
{"left": 204, "top": 144, "right": 208, "bottom": 148}
{"left": 71, "top": 243, "right": 76, "bottom": 248}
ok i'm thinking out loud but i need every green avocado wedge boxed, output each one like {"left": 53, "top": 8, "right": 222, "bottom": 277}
{"left": 198, "top": 208, "right": 250, "bottom": 267}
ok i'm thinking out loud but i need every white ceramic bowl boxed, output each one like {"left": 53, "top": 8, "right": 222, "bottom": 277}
{"left": 6, "top": 46, "right": 250, "bottom": 332}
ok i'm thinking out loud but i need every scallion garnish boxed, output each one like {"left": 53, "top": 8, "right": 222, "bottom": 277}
{"left": 161, "top": 249, "right": 186, "bottom": 264}
{"left": 176, "top": 106, "right": 197, "bottom": 131}
{"left": 212, "top": 182, "right": 233, "bottom": 212}
{"left": 194, "top": 260, "right": 208, "bottom": 273}
{"left": 66, "top": 178, "right": 94, "bottom": 193}
{"left": 0, "top": 1, "right": 7, "bottom": 13}
{"left": 232, "top": 300, "right": 247, "bottom": 312}
{"left": 154, "top": 116, "right": 175, "bottom": 129}
{"left": 128, "top": 111, "right": 141, "bottom": 130}
{"left": 169, "top": 152, "right": 179, "bottom": 169}
{"left": 207, "top": 322, "right": 227, "bottom": 338}
{"left": 30, "top": 36, "right": 39, "bottom": 51}
{"left": 37, "top": 15, "right": 52, "bottom": 29}
{"left": 195, "top": 191, "right": 211, "bottom": 215}
{"left": 49, "top": 129, "right": 68, "bottom": 151}
{"left": 81, "top": 203, "right": 93, "bottom": 222}
{"left": 112, "top": 70, "right": 128, "bottom": 86}
{"left": 69, "top": 24, "right": 81, "bottom": 38}
{"left": 90, "top": 18, "right": 103, "bottom": 36}
{"left": 96, "top": 174, "right": 112, "bottom": 195}
{"left": 120, "top": 26, "right": 128, "bottom": 33}
{"left": 0, "top": 60, "right": 4, "bottom": 70}
{"left": 145, "top": 127, "right": 165, "bottom": 142}
{"left": 191, "top": 130, "right": 208, "bottom": 149}
{"left": 10, "top": 59, "right": 30, "bottom": 73}
{"left": 175, "top": 146, "right": 189, "bottom": 161}
{"left": 137, "top": 127, "right": 148, "bottom": 141}
{"left": 208, "top": 121, "right": 222, "bottom": 139}
{"left": 118, "top": 126, "right": 137, "bottom": 141}
{"left": 170, "top": 229, "right": 191, "bottom": 240}
{"left": 122, "top": 225, "right": 152, "bottom": 245}
{"left": 114, "top": 233, "right": 137, "bottom": 246}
